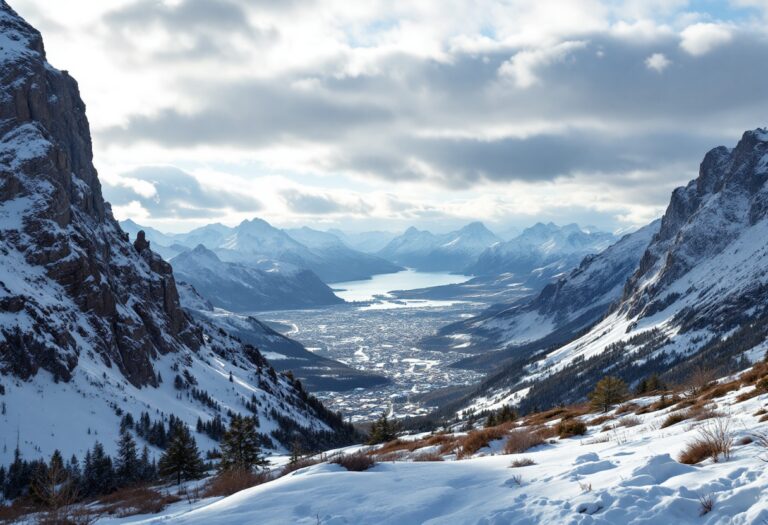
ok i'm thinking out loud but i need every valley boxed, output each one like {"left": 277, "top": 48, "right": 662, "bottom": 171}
{"left": 259, "top": 270, "right": 490, "bottom": 421}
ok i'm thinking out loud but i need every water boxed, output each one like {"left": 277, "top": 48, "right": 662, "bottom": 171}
{"left": 332, "top": 269, "right": 470, "bottom": 302}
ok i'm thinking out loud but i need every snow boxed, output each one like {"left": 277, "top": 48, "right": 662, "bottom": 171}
{"left": 103, "top": 384, "right": 768, "bottom": 525}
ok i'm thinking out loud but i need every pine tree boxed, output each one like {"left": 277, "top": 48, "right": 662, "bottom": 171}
{"left": 588, "top": 376, "right": 629, "bottom": 412}
{"left": 367, "top": 412, "right": 399, "bottom": 444}
{"left": 220, "top": 415, "right": 269, "bottom": 472}
{"left": 138, "top": 445, "right": 156, "bottom": 482}
{"left": 116, "top": 430, "right": 139, "bottom": 485}
{"left": 159, "top": 424, "right": 205, "bottom": 485}
{"left": 82, "top": 442, "right": 114, "bottom": 496}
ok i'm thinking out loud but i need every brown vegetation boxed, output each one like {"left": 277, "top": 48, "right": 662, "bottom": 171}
{"left": 203, "top": 469, "right": 271, "bottom": 498}
{"left": 504, "top": 429, "right": 545, "bottom": 454}
{"left": 331, "top": 451, "right": 377, "bottom": 471}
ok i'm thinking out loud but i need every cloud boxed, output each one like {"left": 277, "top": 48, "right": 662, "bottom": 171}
{"left": 281, "top": 189, "right": 373, "bottom": 215}
{"left": 498, "top": 41, "right": 587, "bottom": 88}
{"left": 680, "top": 23, "right": 732, "bottom": 56}
{"left": 103, "top": 166, "right": 262, "bottom": 219}
{"left": 645, "top": 52, "right": 671, "bottom": 72}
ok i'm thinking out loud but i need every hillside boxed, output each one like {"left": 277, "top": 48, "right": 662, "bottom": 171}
{"left": 0, "top": 0, "right": 355, "bottom": 469}
{"left": 170, "top": 245, "right": 343, "bottom": 312}
{"left": 456, "top": 129, "right": 768, "bottom": 414}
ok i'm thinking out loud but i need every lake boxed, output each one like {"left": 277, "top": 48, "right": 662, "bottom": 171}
{"left": 331, "top": 269, "right": 471, "bottom": 302}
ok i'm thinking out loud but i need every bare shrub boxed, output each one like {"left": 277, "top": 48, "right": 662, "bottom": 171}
{"left": 457, "top": 426, "right": 509, "bottom": 459}
{"left": 683, "top": 366, "right": 716, "bottom": 398}
{"left": 509, "top": 457, "right": 535, "bottom": 468}
{"left": 508, "top": 474, "right": 523, "bottom": 486}
{"left": 99, "top": 486, "right": 181, "bottom": 518}
{"left": 331, "top": 451, "right": 376, "bottom": 471}
{"left": 557, "top": 419, "right": 587, "bottom": 438}
{"left": 203, "top": 469, "right": 271, "bottom": 498}
{"left": 698, "top": 493, "right": 714, "bottom": 516}
{"left": 661, "top": 410, "right": 691, "bottom": 429}
{"left": 679, "top": 417, "right": 733, "bottom": 464}
{"left": 698, "top": 417, "right": 734, "bottom": 461}
{"left": 587, "top": 415, "right": 613, "bottom": 427}
{"left": 752, "top": 430, "right": 768, "bottom": 461}
{"left": 615, "top": 402, "right": 640, "bottom": 415}
{"left": 504, "top": 429, "right": 544, "bottom": 454}
{"left": 578, "top": 481, "right": 592, "bottom": 493}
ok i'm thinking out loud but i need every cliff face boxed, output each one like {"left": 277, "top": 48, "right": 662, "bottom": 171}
{"left": 0, "top": 0, "right": 199, "bottom": 386}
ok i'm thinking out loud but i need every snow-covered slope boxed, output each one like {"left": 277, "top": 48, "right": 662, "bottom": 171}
{"left": 104, "top": 372, "right": 768, "bottom": 525}
{"left": 378, "top": 222, "right": 500, "bottom": 272}
{"left": 177, "top": 282, "right": 390, "bottom": 392}
{"left": 170, "top": 245, "right": 343, "bottom": 312}
{"left": 432, "top": 220, "right": 660, "bottom": 369}
{"left": 466, "top": 222, "right": 616, "bottom": 283}
{"left": 462, "top": 129, "right": 768, "bottom": 413}
{"left": 0, "top": 1, "right": 355, "bottom": 465}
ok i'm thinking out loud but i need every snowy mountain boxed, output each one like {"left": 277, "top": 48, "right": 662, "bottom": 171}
{"left": 457, "top": 128, "right": 768, "bottom": 413}
{"left": 284, "top": 226, "right": 403, "bottom": 281}
{"left": 378, "top": 222, "right": 501, "bottom": 272}
{"left": 177, "top": 282, "right": 390, "bottom": 391}
{"left": 170, "top": 245, "right": 343, "bottom": 312}
{"left": 121, "top": 219, "right": 402, "bottom": 283}
{"left": 430, "top": 220, "right": 660, "bottom": 370}
{"left": 466, "top": 223, "right": 616, "bottom": 283}
{"left": 0, "top": 2, "right": 355, "bottom": 465}
{"left": 327, "top": 228, "right": 398, "bottom": 253}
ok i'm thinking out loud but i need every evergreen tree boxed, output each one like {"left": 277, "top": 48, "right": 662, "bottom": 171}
{"left": 588, "top": 376, "right": 629, "bottom": 412}
{"left": 82, "top": 442, "right": 114, "bottom": 496}
{"left": 367, "top": 412, "right": 399, "bottom": 444}
{"left": 220, "top": 415, "right": 269, "bottom": 472}
{"left": 159, "top": 424, "right": 205, "bottom": 485}
{"left": 138, "top": 445, "right": 157, "bottom": 482}
{"left": 116, "top": 430, "right": 139, "bottom": 485}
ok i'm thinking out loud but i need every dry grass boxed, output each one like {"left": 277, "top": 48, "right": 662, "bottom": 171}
{"left": 679, "top": 417, "right": 733, "bottom": 464}
{"left": 615, "top": 402, "right": 640, "bottom": 415}
{"left": 619, "top": 415, "right": 641, "bottom": 427}
{"left": 739, "top": 361, "right": 768, "bottom": 384}
{"left": 509, "top": 457, "right": 536, "bottom": 468}
{"left": 331, "top": 451, "right": 377, "bottom": 471}
{"left": 557, "top": 419, "right": 587, "bottom": 438}
{"left": 98, "top": 486, "right": 181, "bottom": 518}
{"left": 202, "top": 469, "right": 271, "bottom": 498}
{"left": 660, "top": 411, "right": 683, "bottom": 428}
{"left": 504, "top": 429, "right": 545, "bottom": 454}
{"left": 700, "top": 380, "right": 740, "bottom": 401}
{"left": 587, "top": 415, "right": 613, "bottom": 427}
{"left": 457, "top": 425, "right": 510, "bottom": 459}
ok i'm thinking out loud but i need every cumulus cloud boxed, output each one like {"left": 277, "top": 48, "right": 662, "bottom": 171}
{"left": 645, "top": 52, "right": 671, "bottom": 72}
{"left": 498, "top": 41, "right": 586, "bottom": 88}
{"left": 680, "top": 23, "right": 732, "bottom": 56}
{"left": 13, "top": 0, "right": 768, "bottom": 232}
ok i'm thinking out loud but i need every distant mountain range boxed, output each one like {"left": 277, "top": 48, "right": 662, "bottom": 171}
{"left": 377, "top": 222, "right": 501, "bottom": 272}
{"left": 121, "top": 218, "right": 402, "bottom": 284}
{"left": 466, "top": 222, "right": 617, "bottom": 282}
{"left": 170, "top": 245, "right": 343, "bottom": 312}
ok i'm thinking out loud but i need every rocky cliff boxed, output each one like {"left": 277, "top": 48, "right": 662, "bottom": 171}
{"left": 0, "top": 1, "right": 201, "bottom": 387}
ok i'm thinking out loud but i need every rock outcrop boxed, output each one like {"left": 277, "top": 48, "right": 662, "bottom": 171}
{"left": 0, "top": 0, "right": 198, "bottom": 386}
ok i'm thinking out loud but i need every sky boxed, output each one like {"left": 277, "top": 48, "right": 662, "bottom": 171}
{"left": 11, "top": 0, "right": 768, "bottom": 234}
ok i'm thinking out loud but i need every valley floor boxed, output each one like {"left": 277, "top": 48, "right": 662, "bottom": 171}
{"left": 98, "top": 371, "right": 768, "bottom": 525}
